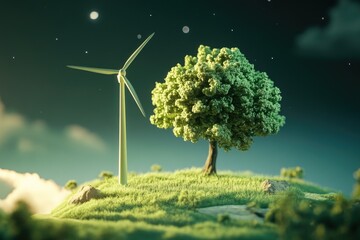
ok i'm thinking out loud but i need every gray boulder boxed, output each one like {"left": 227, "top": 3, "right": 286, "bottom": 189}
{"left": 197, "top": 205, "right": 266, "bottom": 222}
{"left": 261, "top": 179, "right": 290, "bottom": 194}
{"left": 68, "top": 185, "right": 101, "bottom": 204}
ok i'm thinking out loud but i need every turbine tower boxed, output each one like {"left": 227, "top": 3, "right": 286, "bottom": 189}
{"left": 67, "top": 33, "right": 154, "bottom": 185}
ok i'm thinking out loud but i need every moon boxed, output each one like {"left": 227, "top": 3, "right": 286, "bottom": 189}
{"left": 90, "top": 11, "right": 99, "bottom": 20}
{"left": 182, "top": 26, "right": 190, "bottom": 34}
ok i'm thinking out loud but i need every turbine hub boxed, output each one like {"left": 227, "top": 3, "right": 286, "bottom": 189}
{"left": 117, "top": 69, "right": 126, "bottom": 83}
{"left": 119, "top": 68, "right": 126, "bottom": 76}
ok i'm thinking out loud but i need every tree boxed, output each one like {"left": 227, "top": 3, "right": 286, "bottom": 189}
{"left": 98, "top": 171, "right": 114, "bottom": 180}
{"left": 151, "top": 164, "right": 162, "bottom": 172}
{"left": 150, "top": 45, "right": 285, "bottom": 175}
{"left": 280, "top": 166, "right": 304, "bottom": 179}
{"left": 64, "top": 180, "right": 78, "bottom": 190}
{"left": 353, "top": 168, "right": 360, "bottom": 199}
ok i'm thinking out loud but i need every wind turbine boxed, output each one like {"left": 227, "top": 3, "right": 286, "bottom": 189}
{"left": 67, "top": 32, "right": 154, "bottom": 185}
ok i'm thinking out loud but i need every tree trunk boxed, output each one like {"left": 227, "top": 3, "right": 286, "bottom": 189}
{"left": 203, "top": 141, "right": 218, "bottom": 175}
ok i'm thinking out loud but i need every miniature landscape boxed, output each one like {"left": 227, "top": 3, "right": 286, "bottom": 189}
{"left": 1, "top": 26, "right": 359, "bottom": 240}
{"left": 1, "top": 2, "right": 359, "bottom": 240}
{"left": 1, "top": 167, "right": 360, "bottom": 240}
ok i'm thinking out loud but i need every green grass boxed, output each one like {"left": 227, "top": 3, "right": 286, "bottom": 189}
{"left": 44, "top": 168, "right": 333, "bottom": 239}
{"left": 34, "top": 217, "right": 277, "bottom": 240}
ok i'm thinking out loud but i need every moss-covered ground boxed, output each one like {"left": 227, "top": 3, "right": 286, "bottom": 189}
{"left": 44, "top": 168, "right": 333, "bottom": 240}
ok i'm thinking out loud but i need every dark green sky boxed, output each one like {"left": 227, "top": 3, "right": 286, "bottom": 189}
{"left": 1, "top": 0, "right": 359, "bottom": 195}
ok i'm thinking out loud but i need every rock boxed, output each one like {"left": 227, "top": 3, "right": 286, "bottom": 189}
{"left": 68, "top": 185, "right": 101, "bottom": 204}
{"left": 261, "top": 179, "right": 290, "bottom": 194}
{"left": 197, "top": 205, "right": 266, "bottom": 222}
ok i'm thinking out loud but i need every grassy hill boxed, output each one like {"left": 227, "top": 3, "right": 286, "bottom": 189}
{"left": 45, "top": 168, "right": 333, "bottom": 240}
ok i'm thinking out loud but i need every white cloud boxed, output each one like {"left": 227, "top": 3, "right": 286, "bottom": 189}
{"left": 296, "top": 0, "right": 360, "bottom": 58}
{"left": 0, "top": 99, "right": 25, "bottom": 145}
{"left": 0, "top": 100, "right": 110, "bottom": 205}
{"left": 0, "top": 168, "right": 70, "bottom": 214}
{"left": 0, "top": 99, "right": 107, "bottom": 153}
{"left": 65, "top": 125, "right": 106, "bottom": 151}
{"left": 17, "top": 138, "right": 43, "bottom": 153}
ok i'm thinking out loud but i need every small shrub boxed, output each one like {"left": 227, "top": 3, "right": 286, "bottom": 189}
{"left": 64, "top": 180, "right": 77, "bottom": 190}
{"left": 352, "top": 169, "right": 360, "bottom": 199}
{"left": 0, "top": 209, "right": 10, "bottom": 240}
{"left": 9, "top": 201, "right": 34, "bottom": 240}
{"left": 1, "top": 202, "right": 79, "bottom": 240}
{"left": 280, "top": 166, "right": 304, "bottom": 179}
{"left": 177, "top": 190, "right": 199, "bottom": 209}
{"left": 98, "top": 171, "right": 114, "bottom": 180}
{"left": 217, "top": 214, "right": 230, "bottom": 224}
{"left": 151, "top": 164, "right": 162, "bottom": 172}
{"left": 266, "top": 193, "right": 360, "bottom": 240}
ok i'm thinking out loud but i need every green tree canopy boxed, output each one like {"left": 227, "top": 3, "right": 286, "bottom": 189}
{"left": 150, "top": 45, "right": 285, "bottom": 174}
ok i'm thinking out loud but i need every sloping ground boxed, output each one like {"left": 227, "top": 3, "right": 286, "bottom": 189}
{"left": 49, "top": 169, "right": 333, "bottom": 239}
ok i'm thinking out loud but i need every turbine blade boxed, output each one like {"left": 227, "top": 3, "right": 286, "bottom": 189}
{"left": 123, "top": 76, "right": 146, "bottom": 117}
{"left": 67, "top": 65, "right": 119, "bottom": 75}
{"left": 122, "top": 32, "right": 155, "bottom": 71}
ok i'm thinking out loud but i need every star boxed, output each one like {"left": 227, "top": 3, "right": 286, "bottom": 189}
{"left": 85, "top": 51, "right": 88, "bottom": 54}
{"left": 55, "top": 37, "right": 59, "bottom": 41}
{"left": 230, "top": 29, "right": 234, "bottom": 32}
{"left": 149, "top": 13, "right": 152, "bottom": 17}
{"left": 271, "top": 56, "right": 274, "bottom": 60}
{"left": 212, "top": 13, "right": 216, "bottom": 16}
{"left": 321, "top": 17, "right": 325, "bottom": 20}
